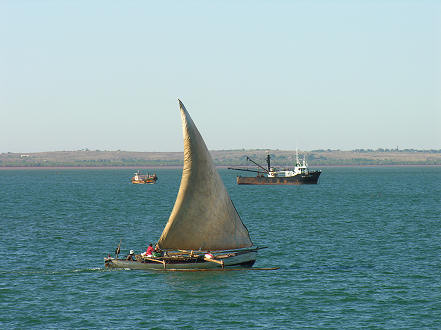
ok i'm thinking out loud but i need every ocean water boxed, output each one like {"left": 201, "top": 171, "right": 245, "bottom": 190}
{"left": 1, "top": 166, "right": 440, "bottom": 328}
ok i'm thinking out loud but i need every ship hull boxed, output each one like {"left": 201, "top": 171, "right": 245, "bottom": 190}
{"left": 104, "top": 250, "right": 257, "bottom": 270}
{"left": 237, "top": 171, "right": 321, "bottom": 185}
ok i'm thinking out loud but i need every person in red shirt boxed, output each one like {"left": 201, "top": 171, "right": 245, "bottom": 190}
{"left": 146, "top": 243, "right": 154, "bottom": 256}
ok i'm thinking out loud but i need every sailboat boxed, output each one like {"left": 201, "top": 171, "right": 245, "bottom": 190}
{"left": 105, "top": 100, "right": 259, "bottom": 270}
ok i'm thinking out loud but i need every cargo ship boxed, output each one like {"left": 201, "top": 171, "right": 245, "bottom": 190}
{"left": 131, "top": 171, "right": 158, "bottom": 184}
{"left": 228, "top": 152, "right": 321, "bottom": 185}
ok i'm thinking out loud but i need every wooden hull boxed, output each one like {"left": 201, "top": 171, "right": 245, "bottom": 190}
{"left": 104, "top": 250, "right": 257, "bottom": 270}
{"left": 237, "top": 171, "right": 321, "bottom": 185}
{"left": 131, "top": 179, "right": 157, "bottom": 184}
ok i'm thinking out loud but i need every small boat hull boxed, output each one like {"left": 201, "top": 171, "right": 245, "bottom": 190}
{"left": 131, "top": 179, "right": 157, "bottom": 184}
{"left": 105, "top": 250, "right": 257, "bottom": 270}
{"left": 237, "top": 171, "right": 321, "bottom": 185}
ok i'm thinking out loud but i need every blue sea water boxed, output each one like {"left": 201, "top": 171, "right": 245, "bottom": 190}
{"left": 1, "top": 167, "right": 440, "bottom": 328}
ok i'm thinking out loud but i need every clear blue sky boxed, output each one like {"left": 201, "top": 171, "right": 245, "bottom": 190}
{"left": 1, "top": 0, "right": 440, "bottom": 153}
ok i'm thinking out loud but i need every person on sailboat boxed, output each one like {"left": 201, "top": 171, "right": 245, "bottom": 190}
{"left": 153, "top": 244, "right": 163, "bottom": 257}
{"left": 142, "top": 243, "right": 154, "bottom": 257}
{"left": 126, "top": 250, "right": 135, "bottom": 261}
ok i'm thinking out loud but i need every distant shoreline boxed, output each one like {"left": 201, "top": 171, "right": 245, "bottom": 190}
{"left": 1, "top": 164, "right": 440, "bottom": 170}
{"left": 1, "top": 149, "right": 440, "bottom": 167}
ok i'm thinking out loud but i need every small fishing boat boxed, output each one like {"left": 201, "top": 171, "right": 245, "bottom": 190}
{"left": 131, "top": 171, "right": 157, "bottom": 184}
{"left": 229, "top": 152, "right": 321, "bottom": 185}
{"left": 105, "top": 100, "right": 260, "bottom": 270}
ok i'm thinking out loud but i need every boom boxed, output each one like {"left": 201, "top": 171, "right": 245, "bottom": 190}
{"left": 245, "top": 156, "right": 269, "bottom": 173}
{"left": 227, "top": 167, "right": 266, "bottom": 174}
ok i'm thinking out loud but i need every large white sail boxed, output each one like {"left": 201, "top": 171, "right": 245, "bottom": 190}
{"left": 157, "top": 100, "right": 253, "bottom": 251}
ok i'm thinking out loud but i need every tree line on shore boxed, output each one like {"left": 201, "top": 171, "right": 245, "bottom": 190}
{"left": 1, "top": 149, "right": 440, "bottom": 167}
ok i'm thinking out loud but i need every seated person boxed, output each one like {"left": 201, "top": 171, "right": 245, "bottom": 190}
{"left": 204, "top": 251, "right": 214, "bottom": 259}
{"left": 142, "top": 243, "right": 154, "bottom": 257}
{"left": 126, "top": 250, "right": 135, "bottom": 261}
{"left": 152, "top": 244, "right": 163, "bottom": 257}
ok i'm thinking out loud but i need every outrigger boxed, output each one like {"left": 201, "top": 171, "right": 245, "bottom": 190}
{"left": 105, "top": 248, "right": 263, "bottom": 270}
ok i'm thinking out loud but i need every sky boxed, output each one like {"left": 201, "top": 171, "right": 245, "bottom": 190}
{"left": 1, "top": 0, "right": 440, "bottom": 153}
